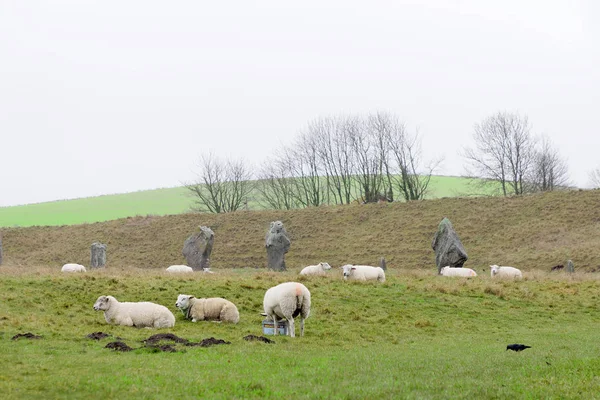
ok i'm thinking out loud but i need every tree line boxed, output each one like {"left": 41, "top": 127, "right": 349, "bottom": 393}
{"left": 186, "top": 111, "right": 576, "bottom": 213}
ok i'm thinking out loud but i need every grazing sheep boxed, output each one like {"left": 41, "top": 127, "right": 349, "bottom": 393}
{"left": 299, "top": 262, "right": 332, "bottom": 276}
{"left": 166, "top": 265, "right": 193, "bottom": 273}
{"left": 341, "top": 264, "right": 386, "bottom": 282}
{"left": 440, "top": 266, "right": 477, "bottom": 277}
{"left": 175, "top": 294, "right": 239, "bottom": 323}
{"left": 490, "top": 265, "right": 523, "bottom": 279}
{"left": 93, "top": 295, "right": 175, "bottom": 328}
{"left": 263, "top": 282, "right": 311, "bottom": 337}
{"left": 61, "top": 263, "right": 86, "bottom": 273}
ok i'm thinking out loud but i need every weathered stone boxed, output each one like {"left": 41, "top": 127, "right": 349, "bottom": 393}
{"left": 90, "top": 242, "right": 107, "bottom": 268}
{"left": 379, "top": 257, "right": 387, "bottom": 271}
{"left": 183, "top": 226, "right": 214, "bottom": 271}
{"left": 566, "top": 259, "right": 575, "bottom": 273}
{"left": 431, "top": 217, "right": 468, "bottom": 274}
{"left": 265, "top": 221, "right": 290, "bottom": 271}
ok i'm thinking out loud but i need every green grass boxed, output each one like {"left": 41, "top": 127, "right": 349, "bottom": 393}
{"left": 0, "top": 176, "right": 495, "bottom": 228}
{"left": 1, "top": 267, "right": 599, "bottom": 399}
{"left": 0, "top": 187, "right": 191, "bottom": 228}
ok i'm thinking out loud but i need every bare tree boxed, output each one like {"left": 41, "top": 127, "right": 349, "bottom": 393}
{"left": 385, "top": 122, "right": 441, "bottom": 201}
{"left": 463, "top": 112, "right": 535, "bottom": 196}
{"left": 255, "top": 155, "right": 302, "bottom": 210}
{"left": 529, "top": 135, "right": 570, "bottom": 192}
{"left": 348, "top": 116, "right": 385, "bottom": 203}
{"left": 186, "top": 153, "right": 254, "bottom": 213}
{"left": 312, "top": 116, "right": 356, "bottom": 205}
{"left": 287, "top": 134, "right": 326, "bottom": 208}
{"left": 589, "top": 167, "right": 600, "bottom": 189}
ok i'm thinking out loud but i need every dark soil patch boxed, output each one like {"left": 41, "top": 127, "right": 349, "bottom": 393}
{"left": 148, "top": 344, "right": 178, "bottom": 353}
{"left": 186, "top": 337, "right": 231, "bottom": 347}
{"left": 86, "top": 332, "right": 111, "bottom": 340}
{"left": 11, "top": 332, "right": 42, "bottom": 340}
{"left": 143, "top": 333, "right": 189, "bottom": 345}
{"left": 243, "top": 334, "right": 274, "bottom": 344}
{"left": 105, "top": 341, "right": 133, "bottom": 352}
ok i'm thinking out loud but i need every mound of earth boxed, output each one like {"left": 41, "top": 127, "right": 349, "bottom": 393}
{"left": 187, "top": 337, "right": 231, "bottom": 347}
{"left": 243, "top": 334, "right": 274, "bottom": 344}
{"left": 87, "top": 332, "right": 111, "bottom": 340}
{"left": 11, "top": 332, "right": 41, "bottom": 340}
{"left": 105, "top": 341, "right": 133, "bottom": 352}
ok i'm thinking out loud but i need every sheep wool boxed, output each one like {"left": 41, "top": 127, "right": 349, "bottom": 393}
{"left": 299, "top": 262, "right": 332, "bottom": 276}
{"left": 93, "top": 295, "right": 175, "bottom": 328}
{"left": 175, "top": 294, "right": 239, "bottom": 323}
{"left": 341, "top": 265, "right": 386, "bottom": 282}
{"left": 490, "top": 265, "right": 523, "bottom": 279}
{"left": 440, "top": 266, "right": 477, "bottom": 277}
{"left": 165, "top": 265, "right": 194, "bottom": 273}
{"left": 263, "top": 282, "right": 311, "bottom": 338}
{"left": 61, "top": 263, "right": 87, "bottom": 273}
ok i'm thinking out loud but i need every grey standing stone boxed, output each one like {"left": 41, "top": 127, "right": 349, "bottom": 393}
{"left": 379, "top": 257, "right": 387, "bottom": 271}
{"left": 431, "top": 217, "right": 468, "bottom": 274}
{"left": 90, "top": 242, "right": 107, "bottom": 268}
{"left": 566, "top": 259, "right": 575, "bottom": 273}
{"left": 265, "top": 221, "right": 290, "bottom": 271}
{"left": 182, "top": 226, "right": 214, "bottom": 271}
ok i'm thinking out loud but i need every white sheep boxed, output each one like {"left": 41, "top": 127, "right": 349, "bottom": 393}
{"left": 299, "top": 262, "right": 332, "bottom": 276}
{"left": 263, "top": 282, "right": 311, "bottom": 337}
{"left": 175, "top": 294, "right": 239, "bottom": 323}
{"left": 61, "top": 263, "right": 87, "bottom": 273}
{"left": 166, "top": 265, "right": 194, "bottom": 273}
{"left": 490, "top": 265, "right": 523, "bottom": 279}
{"left": 341, "top": 264, "right": 386, "bottom": 282}
{"left": 93, "top": 295, "right": 175, "bottom": 328}
{"left": 440, "top": 266, "right": 477, "bottom": 277}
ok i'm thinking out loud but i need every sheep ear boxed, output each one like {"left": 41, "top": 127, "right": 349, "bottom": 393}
{"left": 351, "top": 267, "right": 356, "bottom": 270}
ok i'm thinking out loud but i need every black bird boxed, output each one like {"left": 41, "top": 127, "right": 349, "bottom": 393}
{"left": 506, "top": 344, "right": 531, "bottom": 352}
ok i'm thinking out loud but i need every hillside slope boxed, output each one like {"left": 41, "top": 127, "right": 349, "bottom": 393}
{"left": 2, "top": 190, "right": 599, "bottom": 271}
{"left": 0, "top": 176, "right": 492, "bottom": 227}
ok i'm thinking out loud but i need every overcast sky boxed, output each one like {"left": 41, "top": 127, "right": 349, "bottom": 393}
{"left": 1, "top": 0, "right": 598, "bottom": 207}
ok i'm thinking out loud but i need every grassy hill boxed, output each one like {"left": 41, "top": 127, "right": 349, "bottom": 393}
{"left": 0, "top": 176, "right": 494, "bottom": 228}
{"left": 2, "top": 189, "right": 599, "bottom": 272}
{"left": 2, "top": 190, "right": 600, "bottom": 398}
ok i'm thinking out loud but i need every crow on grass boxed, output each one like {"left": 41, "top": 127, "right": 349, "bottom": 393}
{"left": 506, "top": 344, "right": 531, "bottom": 352}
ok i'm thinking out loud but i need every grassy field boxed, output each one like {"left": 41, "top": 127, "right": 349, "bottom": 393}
{"left": 0, "top": 176, "right": 494, "bottom": 228}
{"left": 1, "top": 267, "right": 600, "bottom": 399}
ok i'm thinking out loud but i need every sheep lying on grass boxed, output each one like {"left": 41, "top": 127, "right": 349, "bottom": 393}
{"left": 341, "top": 264, "right": 386, "bottom": 282}
{"left": 61, "top": 263, "right": 86, "bottom": 273}
{"left": 93, "top": 295, "right": 175, "bottom": 328}
{"left": 440, "top": 266, "right": 477, "bottom": 277}
{"left": 175, "top": 294, "right": 239, "bottom": 323}
{"left": 165, "top": 265, "right": 193, "bottom": 273}
{"left": 490, "top": 265, "right": 523, "bottom": 279}
{"left": 299, "top": 262, "right": 332, "bottom": 276}
{"left": 263, "top": 282, "right": 311, "bottom": 337}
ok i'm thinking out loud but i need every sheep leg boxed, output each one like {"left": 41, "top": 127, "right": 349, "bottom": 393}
{"left": 288, "top": 317, "right": 295, "bottom": 338}
{"left": 271, "top": 314, "right": 278, "bottom": 336}
{"left": 300, "top": 317, "right": 304, "bottom": 337}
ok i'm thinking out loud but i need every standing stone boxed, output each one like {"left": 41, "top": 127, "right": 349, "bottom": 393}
{"left": 90, "top": 242, "right": 107, "bottom": 268}
{"left": 431, "top": 217, "right": 468, "bottom": 274}
{"left": 265, "top": 221, "right": 290, "bottom": 271}
{"left": 183, "top": 226, "right": 214, "bottom": 271}
{"left": 0, "top": 231, "right": 3, "bottom": 266}
{"left": 566, "top": 259, "right": 575, "bottom": 273}
{"left": 379, "top": 257, "right": 387, "bottom": 271}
